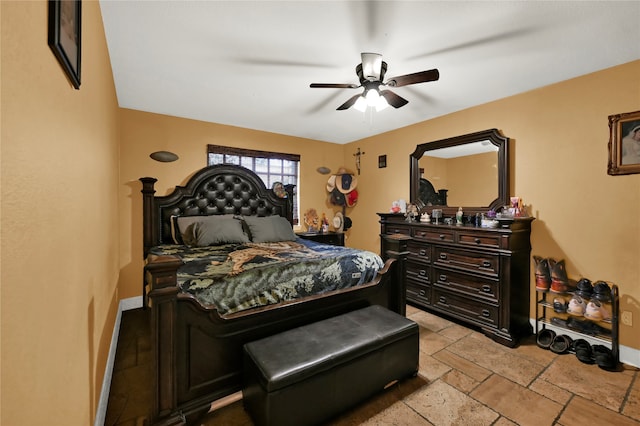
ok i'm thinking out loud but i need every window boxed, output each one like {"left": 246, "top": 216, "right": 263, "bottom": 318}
{"left": 207, "top": 145, "right": 300, "bottom": 224}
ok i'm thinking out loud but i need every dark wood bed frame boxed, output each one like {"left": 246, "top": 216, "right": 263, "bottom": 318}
{"left": 140, "top": 164, "right": 408, "bottom": 425}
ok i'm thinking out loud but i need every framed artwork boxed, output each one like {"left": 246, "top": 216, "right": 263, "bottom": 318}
{"left": 48, "top": 0, "right": 81, "bottom": 89}
{"left": 378, "top": 155, "right": 387, "bottom": 168}
{"left": 608, "top": 110, "right": 640, "bottom": 175}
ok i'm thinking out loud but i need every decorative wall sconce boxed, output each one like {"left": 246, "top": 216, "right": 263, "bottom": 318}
{"left": 150, "top": 151, "right": 179, "bottom": 162}
{"left": 353, "top": 148, "right": 365, "bottom": 175}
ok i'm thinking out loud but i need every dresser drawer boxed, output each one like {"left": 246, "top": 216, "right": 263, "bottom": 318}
{"left": 407, "top": 242, "right": 431, "bottom": 263}
{"left": 412, "top": 227, "right": 455, "bottom": 243}
{"left": 407, "top": 280, "right": 431, "bottom": 305}
{"left": 432, "top": 288, "right": 498, "bottom": 329}
{"left": 457, "top": 231, "right": 503, "bottom": 249}
{"left": 407, "top": 261, "right": 431, "bottom": 285}
{"left": 433, "top": 268, "right": 498, "bottom": 303}
{"left": 384, "top": 224, "right": 411, "bottom": 236}
{"left": 433, "top": 247, "right": 499, "bottom": 277}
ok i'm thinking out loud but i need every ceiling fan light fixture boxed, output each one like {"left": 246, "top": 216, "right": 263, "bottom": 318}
{"left": 354, "top": 95, "right": 367, "bottom": 112}
{"left": 361, "top": 52, "right": 383, "bottom": 81}
{"left": 365, "top": 88, "right": 380, "bottom": 106}
{"left": 375, "top": 96, "right": 389, "bottom": 112}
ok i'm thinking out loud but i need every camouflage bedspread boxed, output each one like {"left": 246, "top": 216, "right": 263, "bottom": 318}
{"left": 149, "top": 238, "right": 384, "bottom": 316}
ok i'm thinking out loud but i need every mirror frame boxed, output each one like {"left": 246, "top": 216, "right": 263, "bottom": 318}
{"left": 410, "top": 128, "right": 509, "bottom": 216}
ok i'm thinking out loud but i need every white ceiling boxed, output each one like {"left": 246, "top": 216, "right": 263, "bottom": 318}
{"left": 99, "top": 1, "right": 640, "bottom": 144}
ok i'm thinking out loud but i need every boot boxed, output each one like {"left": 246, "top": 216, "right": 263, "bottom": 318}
{"left": 534, "top": 256, "right": 551, "bottom": 291}
{"left": 550, "top": 259, "right": 569, "bottom": 293}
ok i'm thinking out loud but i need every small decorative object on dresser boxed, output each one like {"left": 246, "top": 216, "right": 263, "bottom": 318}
{"left": 379, "top": 213, "right": 534, "bottom": 347}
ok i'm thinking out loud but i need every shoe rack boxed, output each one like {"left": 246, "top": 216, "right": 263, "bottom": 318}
{"left": 535, "top": 284, "right": 619, "bottom": 365}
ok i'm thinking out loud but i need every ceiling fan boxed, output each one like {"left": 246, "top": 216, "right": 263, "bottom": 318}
{"left": 310, "top": 53, "right": 439, "bottom": 111}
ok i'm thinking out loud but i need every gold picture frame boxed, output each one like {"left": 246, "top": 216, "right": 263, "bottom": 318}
{"left": 608, "top": 110, "right": 640, "bottom": 176}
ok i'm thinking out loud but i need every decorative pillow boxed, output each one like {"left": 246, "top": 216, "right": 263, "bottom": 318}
{"left": 243, "top": 216, "right": 297, "bottom": 243}
{"left": 175, "top": 215, "right": 207, "bottom": 245}
{"left": 192, "top": 215, "right": 250, "bottom": 247}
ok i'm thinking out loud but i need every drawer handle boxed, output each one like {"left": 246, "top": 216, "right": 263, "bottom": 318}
{"left": 439, "top": 296, "right": 447, "bottom": 304}
{"left": 482, "top": 261, "right": 491, "bottom": 268}
{"left": 439, "top": 234, "right": 446, "bottom": 240}
{"left": 474, "top": 238, "right": 481, "bottom": 244}
{"left": 419, "top": 249, "right": 427, "bottom": 256}
{"left": 419, "top": 270, "right": 427, "bottom": 277}
{"left": 482, "top": 285, "right": 491, "bottom": 293}
{"left": 418, "top": 232, "right": 426, "bottom": 237}
{"left": 419, "top": 290, "right": 426, "bottom": 297}
{"left": 439, "top": 253, "right": 448, "bottom": 260}
{"left": 482, "top": 309, "right": 490, "bottom": 318}
{"left": 439, "top": 274, "right": 447, "bottom": 282}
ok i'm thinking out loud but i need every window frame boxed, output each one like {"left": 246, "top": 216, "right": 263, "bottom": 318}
{"left": 207, "top": 145, "right": 300, "bottom": 224}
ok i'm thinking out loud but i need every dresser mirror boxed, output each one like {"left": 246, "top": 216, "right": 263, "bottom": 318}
{"left": 410, "top": 128, "right": 509, "bottom": 216}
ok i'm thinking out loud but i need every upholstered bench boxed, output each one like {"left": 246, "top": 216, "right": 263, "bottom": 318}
{"left": 242, "top": 305, "right": 419, "bottom": 426}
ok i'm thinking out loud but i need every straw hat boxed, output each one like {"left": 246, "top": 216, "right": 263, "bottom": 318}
{"left": 335, "top": 167, "right": 358, "bottom": 194}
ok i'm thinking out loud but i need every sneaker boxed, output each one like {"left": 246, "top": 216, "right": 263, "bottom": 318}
{"left": 567, "top": 295, "right": 586, "bottom": 316}
{"left": 593, "top": 281, "right": 611, "bottom": 302}
{"left": 552, "top": 297, "right": 568, "bottom": 313}
{"left": 575, "top": 278, "right": 593, "bottom": 299}
{"left": 584, "top": 300, "right": 611, "bottom": 321}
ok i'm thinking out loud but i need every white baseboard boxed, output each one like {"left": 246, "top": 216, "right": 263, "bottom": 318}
{"left": 94, "top": 296, "right": 143, "bottom": 426}
{"left": 530, "top": 319, "right": 639, "bottom": 368}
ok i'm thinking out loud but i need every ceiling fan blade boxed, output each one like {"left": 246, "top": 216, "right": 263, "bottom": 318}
{"left": 310, "top": 83, "right": 360, "bottom": 89}
{"left": 385, "top": 69, "right": 439, "bottom": 87}
{"left": 336, "top": 94, "right": 363, "bottom": 110}
{"left": 379, "top": 90, "right": 409, "bottom": 108}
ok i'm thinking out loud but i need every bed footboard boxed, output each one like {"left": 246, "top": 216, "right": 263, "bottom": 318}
{"left": 144, "top": 252, "right": 407, "bottom": 425}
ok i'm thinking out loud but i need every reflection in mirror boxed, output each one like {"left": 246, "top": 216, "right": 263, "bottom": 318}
{"left": 410, "top": 129, "right": 509, "bottom": 216}
{"left": 419, "top": 141, "right": 499, "bottom": 207}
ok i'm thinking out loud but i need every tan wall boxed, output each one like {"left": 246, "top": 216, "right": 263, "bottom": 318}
{"left": 344, "top": 60, "right": 640, "bottom": 350}
{"left": 1, "top": 2, "right": 119, "bottom": 425}
{"left": 421, "top": 151, "right": 497, "bottom": 207}
{"left": 117, "top": 110, "right": 345, "bottom": 299}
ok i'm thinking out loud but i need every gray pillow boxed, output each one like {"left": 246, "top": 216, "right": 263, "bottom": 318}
{"left": 243, "top": 216, "right": 296, "bottom": 243}
{"left": 175, "top": 215, "right": 207, "bottom": 245}
{"left": 193, "top": 215, "right": 249, "bottom": 246}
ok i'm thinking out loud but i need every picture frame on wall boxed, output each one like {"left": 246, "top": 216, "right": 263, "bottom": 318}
{"left": 608, "top": 110, "right": 640, "bottom": 176}
{"left": 48, "top": 0, "right": 81, "bottom": 89}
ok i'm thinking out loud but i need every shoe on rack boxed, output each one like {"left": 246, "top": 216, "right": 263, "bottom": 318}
{"left": 575, "top": 278, "right": 593, "bottom": 299}
{"left": 567, "top": 316, "right": 611, "bottom": 336}
{"left": 593, "top": 281, "right": 612, "bottom": 303}
{"left": 550, "top": 334, "right": 573, "bottom": 354}
{"left": 567, "top": 295, "right": 586, "bottom": 316}
{"left": 534, "top": 256, "right": 552, "bottom": 291}
{"left": 553, "top": 296, "right": 568, "bottom": 313}
{"left": 536, "top": 329, "right": 556, "bottom": 350}
{"left": 584, "top": 300, "right": 611, "bottom": 321}
{"left": 550, "top": 259, "right": 570, "bottom": 293}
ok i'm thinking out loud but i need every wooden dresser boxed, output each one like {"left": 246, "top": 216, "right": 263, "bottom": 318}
{"left": 379, "top": 213, "right": 534, "bottom": 347}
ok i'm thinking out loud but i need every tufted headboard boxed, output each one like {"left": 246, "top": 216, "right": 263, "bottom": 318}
{"left": 140, "top": 164, "right": 294, "bottom": 257}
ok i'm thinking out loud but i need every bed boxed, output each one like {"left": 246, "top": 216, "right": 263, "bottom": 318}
{"left": 140, "top": 164, "right": 407, "bottom": 425}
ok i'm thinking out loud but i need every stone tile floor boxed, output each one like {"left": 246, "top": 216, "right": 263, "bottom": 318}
{"left": 105, "top": 305, "right": 640, "bottom": 425}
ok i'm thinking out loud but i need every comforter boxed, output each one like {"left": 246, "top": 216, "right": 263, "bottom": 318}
{"left": 149, "top": 238, "right": 384, "bottom": 316}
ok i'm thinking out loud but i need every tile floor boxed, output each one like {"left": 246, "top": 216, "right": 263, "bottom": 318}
{"left": 105, "top": 305, "right": 640, "bottom": 426}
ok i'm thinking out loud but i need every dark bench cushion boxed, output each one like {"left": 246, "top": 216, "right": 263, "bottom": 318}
{"left": 243, "top": 304, "right": 418, "bottom": 392}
